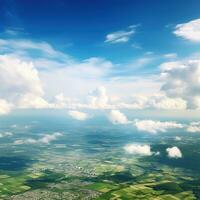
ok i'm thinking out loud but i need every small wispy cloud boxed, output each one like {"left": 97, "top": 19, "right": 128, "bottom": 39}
{"left": 131, "top": 43, "right": 142, "bottom": 49}
{"left": 163, "top": 53, "right": 177, "bottom": 59}
{"left": 0, "top": 38, "right": 71, "bottom": 61}
{"left": 4, "top": 27, "right": 25, "bottom": 36}
{"left": 105, "top": 25, "right": 137, "bottom": 44}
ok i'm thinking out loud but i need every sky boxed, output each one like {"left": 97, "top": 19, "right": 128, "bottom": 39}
{"left": 0, "top": 0, "right": 200, "bottom": 116}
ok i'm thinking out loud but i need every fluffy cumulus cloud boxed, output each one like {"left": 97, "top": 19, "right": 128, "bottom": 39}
{"left": 14, "top": 132, "right": 62, "bottom": 145}
{"left": 0, "top": 55, "right": 43, "bottom": 96}
{"left": 160, "top": 59, "right": 200, "bottom": 109}
{"left": 174, "top": 18, "right": 200, "bottom": 42}
{"left": 108, "top": 110, "right": 129, "bottom": 124}
{"left": 105, "top": 25, "right": 136, "bottom": 44}
{"left": 134, "top": 119, "right": 184, "bottom": 134}
{"left": 124, "top": 144, "right": 152, "bottom": 156}
{"left": 166, "top": 146, "right": 182, "bottom": 158}
{"left": 0, "top": 55, "right": 48, "bottom": 111}
{"left": 186, "top": 121, "right": 200, "bottom": 133}
{"left": 68, "top": 110, "right": 89, "bottom": 121}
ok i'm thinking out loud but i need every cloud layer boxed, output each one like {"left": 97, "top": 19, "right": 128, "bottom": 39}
{"left": 1, "top": 23, "right": 200, "bottom": 114}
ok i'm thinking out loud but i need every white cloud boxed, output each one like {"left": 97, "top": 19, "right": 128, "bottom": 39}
{"left": 25, "top": 138, "right": 37, "bottom": 144}
{"left": 18, "top": 93, "right": 49, "bottom": 109}
{"left": 114, "top": 94, "right": 148, "bottom": 109}
{"left": 14, "top": 140, "right": 24, "bottom": 145}
{"left": 53, "top": 93, "right": 81, "bottom": 109}
{"left": 110, "top": 93, "right": 186, "bottom": 110}
{"left": 108, "top": 110, "right": 129, "bottom": 124}
{"left": 88, "top": 86, "right": 109, "bottom": 109}
{"left": 0, "top": 38, "right": 70, "bottom": 59}
{"left": 0, "top": 99, "right": 12, "bottom": 115}
{"left": 68, "top": 110, "right": 88, "bottom": 121}
{"left": 40, "top": 58, "right": 113, "bottom": 99}
{"left": 0, "top": 38, "right": 193, "bottom": 113}
{"left": 166, "top": 146, "right": 182, "bottom": 158}
{"left": 0, "top": 38, "right": 163, "bottom": 112}
{"left": 160, "top": 59, "right": 200, "bottom": 109}
{"left": 134, "top": 119, "right": 184, "bottom": 134}
{"left": 105, "top": 26, "right": 136, "bottom": 44}
{"left": 14, "top": 132, "right": 63, "bottom": 145}
{"left": 145, "top": 94, "right": 187, "bottom": 110}
{"left": 174, "top": 18, "right": 200, "bottom": 42}
{"left": 186, "top": 121, "right": 200, "bottom": 133}
{"left": 5, "top": 28, "right": 19, "bottom": 36}
{"left": 175, "top": 136, "right": 182, "bottom": 141}
{"left": 124, "top": 144, "right": 152, "bottom": 156}
{"left": 0, "top": 131, "right": 13, "bottom": 138}
{"left": 131, "top": 43, "right": 142, "bottom": 49}
{"left": 14, "top": 138, "right": 37, "bottom": 145}
{"left": 0, "top": 55, "right": 43, "bottom": 96}
{"left": 0, "top": 55, "right": 48, "bottom": 110}
{"left": 163, "top": 53, "right": 177, "bottom": 59}
{"left": 154, "top": 151, "right": 160, "bottom": 156}
{"left": 39, "top": 132, "right": 63, "bottom": 144}
{"left": 127, "top": 56, "right": 155, "bottom": 70}
{"left": 52, "top": 89, "right": 187, "bottom": 111}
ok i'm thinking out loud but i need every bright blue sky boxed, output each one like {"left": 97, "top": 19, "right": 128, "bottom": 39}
{"left": 1, "top": 0, "right": 200, "bottom": 64}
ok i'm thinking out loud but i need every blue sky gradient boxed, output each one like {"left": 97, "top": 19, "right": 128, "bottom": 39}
{"left": 1, "top": 0, "right": 200, "bottom": 63}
